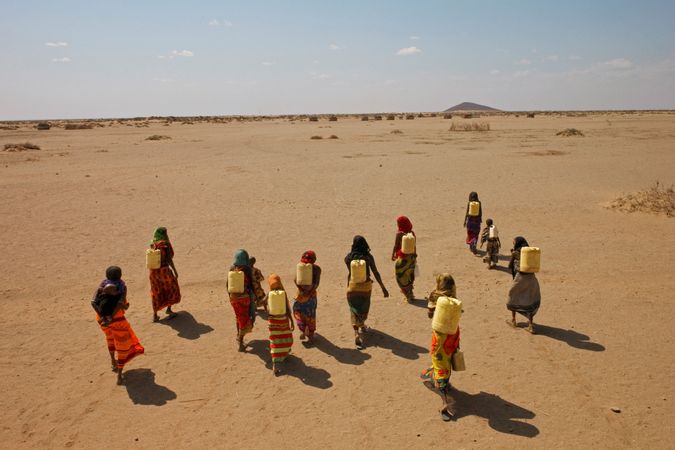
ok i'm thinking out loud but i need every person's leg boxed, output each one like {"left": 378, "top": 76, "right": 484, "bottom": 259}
{"left": 109, "top": 350, "right": 117, "bottom": 371}
{"left": 116, "top": 367, "right": 124, "bottom": 385}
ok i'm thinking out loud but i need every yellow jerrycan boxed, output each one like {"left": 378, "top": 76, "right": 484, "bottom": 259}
{"left": 296, "top": 263, "right": 313, "bottom": 286}
{"left": 350, "top": 259, "right": 367, "bottom": 283}
{"left": 228, "top": 270, "right": 245, "bottom": 294}
{"left": 146, "top": 249, "right": 161, "bottom": 270}
{"left": 519, "top": 247, "right": 541, "bottom": 273}
{"left": 268, "top": 290, "right": 287, "bottom": 315}
{"left": 401, "top": 233, "right": 416, "bottom": 254}
{"left": 432, "top": 296, "right": 462, "bottom": 335}
{"left": 468, "top": 201, "right": 480, "bottom": 217}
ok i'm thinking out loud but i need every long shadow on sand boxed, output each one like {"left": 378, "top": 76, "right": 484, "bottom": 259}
{"left": 247, "top": 340, "right": 333, "bottom": 389}
{"left": 408, "top": 297, "right": 429, "bottom": 309}
{"left": 313, "top": 334, "right": 371, "bottom": 365}
{"left": 365, "top": 329, "right": 427, "bottom": 360}
{"left": 123, "top": 368, "right": 177, "bottom": 406}
{"left": 158, "top": 311, "right": 214, "bottom": 340}
{"left": 422, "top": 382, "right": 538, "bottom": 437}
{"left": 530, "top": 324, "right": 605, "bottom": 352}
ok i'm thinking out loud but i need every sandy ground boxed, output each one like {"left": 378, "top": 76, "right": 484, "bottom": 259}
{"left": 1, "top": 113, "right": 674, "bottom": 449}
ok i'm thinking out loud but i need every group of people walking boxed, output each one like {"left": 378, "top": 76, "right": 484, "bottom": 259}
{"left": 92, "top": 195, "right": 542, "bottom": 421}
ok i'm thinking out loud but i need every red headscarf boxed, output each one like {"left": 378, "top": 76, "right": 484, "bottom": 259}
{"left": 397, "top": 216, "right": 414, "bottom": 235}
{"left": 300, "top": 250, "right": 317, "bottom": 264}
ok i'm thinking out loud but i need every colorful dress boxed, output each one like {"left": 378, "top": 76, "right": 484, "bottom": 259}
{"left": 149, "top": 240, "right": 181, "bottom": 313}
{"left": 229, "top": 267, "right": 255, "bottom": 337}
{"left": 269, "top": 314, "right": 293, "bottom": 363}
{"left": 97, "top": 307, "right": 144, "bottom": 369}
{"left": 347, "top": 280, "right": 373, "bottom": 327}
{"left": 293, "top": 265, "right": 320, "bottom": 338}
{"left": 427, "top": 328, "right": 460, "bottom": 392}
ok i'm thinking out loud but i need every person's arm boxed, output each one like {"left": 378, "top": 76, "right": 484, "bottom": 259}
{"left": 286, "top": 298, "right": 294, "bottom": 330}
{"left": 463, "top": 203, "right": 469, "bottom": 227}
{"left": 312, "top": 266, "right": 322, "bottom": 291}
{"left": 392, "top": 233, "right": 402, "bottom": 260}
{"left": 369, "top": 256, "right": 389, "bottom": 298}
{"left": 168, "top": 258, "right": 178, "bottom": 279}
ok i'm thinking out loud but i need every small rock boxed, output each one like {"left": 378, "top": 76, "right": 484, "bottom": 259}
{"left": 611, "top": 407, "right": 621, "bottom": 413}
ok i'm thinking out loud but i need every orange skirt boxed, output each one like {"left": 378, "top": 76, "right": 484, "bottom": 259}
{"left": 149, "top": 266, "right": 181, "bottom": 312}
{"left": 98, "top": 311, "right": 144, "bottom": 369}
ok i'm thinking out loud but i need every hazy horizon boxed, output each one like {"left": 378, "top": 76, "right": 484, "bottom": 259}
{"left": 2, "top": 0, "right": 675, "bottom": 120}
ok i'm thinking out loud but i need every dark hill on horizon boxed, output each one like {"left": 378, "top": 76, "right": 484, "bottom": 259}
{"left": 444, "top": 102, "right": 501, "bottom": 112}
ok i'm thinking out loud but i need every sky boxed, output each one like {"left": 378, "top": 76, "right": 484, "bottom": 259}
{"left": 1, "top": 0, "right": 675, "bottom": 119}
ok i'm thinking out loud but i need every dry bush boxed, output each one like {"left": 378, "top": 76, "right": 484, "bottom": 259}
{"left": 390, "top": 129, "right": 403, "bottom": 134}
{"left": 310, "top": 135, "right": 323, "bottom": 140}
{"left": 361, "top": 116, "right": 369, "bottom": 121}
{"left": 386, "top": 115, "right": 396, "bottom": 120}
{"left": 64, "top": 123, "right": 94, "bottom": 130}
{"left": 146, "top": 135, "right": 172, "bottom": 141}
{"left": 443, "top": 114, "right": 453, "bottom": 119}
{"left": 329, "top": 116, "right": 338, "bottom": 122}
{"left": 0, "top": 125, "right": 19, "bottom": 130}
{"left": 374, "top": 115, "right": 383, "bottom": 121}
{"left": 405, "top": 114, "right": 415, "bottom": 120}
{"left": 328, "top": 135, "right": 339, "bottom": 139}
{"left": 608, "top": 181, "right": 675, "bottom": 217}
{"left": 449, "top": 122, "right": 490, "bottom": 132}
{"left": 430, "top": 113, "right": 437, "bottom": 117}
{"left": 3, "top": 142, "right": 41, "bottom": 152}
{"left": 462, "top": 113, "right": 474, "bottom": 119}
{"left": 36, "top": 122, "right": 51, "bottom": 130}
{"left": 527, "top": 113, "right": 535, "bottom": 118}
{"left": 556, "top": 128, "right": 584, "bottom": 137}
{"left": 309, "top": 116, "right": 319, "bottom": 122}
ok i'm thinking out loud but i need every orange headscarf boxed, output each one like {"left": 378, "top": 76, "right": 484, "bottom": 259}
{"left": 268, "top": 273, "right": 284, "bottom": 291}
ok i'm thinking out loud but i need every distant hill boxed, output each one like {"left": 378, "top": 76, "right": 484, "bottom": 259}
{"left": 444, "top": 102, "right": 500, "bottom": 112}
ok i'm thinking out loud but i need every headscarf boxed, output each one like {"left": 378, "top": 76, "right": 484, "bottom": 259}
{"left": 513, "top": 236, "right": 529, "bottom": 252}
{"left": 106, "top": 266, "right": 122, "bottom": 281}
{"left": 434, "top": 273, "right": 456, "bottom": 298}
{"left": 396, "top": 216, "right": 413, "bottom": 234}
{"left": 152, "top": 227, "right": 169, "bottom": 243}
{"left": 268, "top": 273, "right": 283, "bottom": 291}
{"left": 232, "top": 249, "right": 250, "bottom": 267}
{"left": 486, "top": 218, "right": 493, "bottom": 226}
{"left": 469, "top": 192, "right": 479, "bottom": 201}
{"left": 345, "top": 235, "right": 370, "bottom": 264}
{"left": 300, "top": 250, "right": 317, "bottom": 264}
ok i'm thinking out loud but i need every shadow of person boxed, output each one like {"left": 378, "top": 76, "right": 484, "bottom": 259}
{"left": 366, "top": 328, "right": 427, "bottom": 360}
{"left": 247, "top": 340, "right": 333, "bottom": 389}
{"left": 313, "top": 334, "right": 371, "bottom": 365}
{"left": 492, "top": 265, "right": 512, "bottom": 275}
{"left": 498, "top": 254, "right": 512, "bottom": 262}
{"left": 123, "top": 368, "right": 177, "bottom": 406}
{"left": 533, "top": 324, "right": 606, "bottom": 352}
{"left": 158, "top": 311, "right": 214, "bottom": 340}
{"left": 407, "top": 297, "right": 429, "bottom": 309}
{"left": 422, "top": 382, "right": 539, "bottom": 437}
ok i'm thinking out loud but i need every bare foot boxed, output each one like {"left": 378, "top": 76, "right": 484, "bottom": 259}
{"left": 110, "top": 361, "right": 117, "bottom": 372}
{"left": 505, "top": 318, "right": 517, "bottom": 328}
{"left": 116, "top": 370, "right": 124, "bottom": 385}
{"left": 153, "top": 314, "right": 159, "bottom": 322}
{"left": 237, "top": 339, "right": 245, "bottom": 352}
{"left": 355, "top": 334, "right": 364, "bottom": 349}
{"left": 526, "top": 323, "right": 536, "bottom": 334}
{"left": 299, "top": 333, "right": 306, "bottom": 340}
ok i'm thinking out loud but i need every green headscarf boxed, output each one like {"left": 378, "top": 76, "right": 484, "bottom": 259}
{"left": 232, "top": 249, "right": 250, "bottom": 267}
{"left": 152, "top": 227, "right": 169, "bottom": 243}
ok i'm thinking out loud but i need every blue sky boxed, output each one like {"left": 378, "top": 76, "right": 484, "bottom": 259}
{"left": 1, "top": 0, "right": 674, "bottom": 119}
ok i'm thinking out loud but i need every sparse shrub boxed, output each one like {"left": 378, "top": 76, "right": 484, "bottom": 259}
{"left": 310, "top": 135, "right": 323, "bottom": 140}
{"left": 309, "top": 116, "right": 319, "bottom": 122}
{"left": 462, "top": 113, "right": 474, "bottom": 119}
{"left": 527, "top": 113, "right": 535, "bottom": 118}
{"left": 65, "top": 123, "right": 94, "bottom": 130}
{"left": 328, "top": 135, "right": 339, "bottom": 139}
{"left": 36, "top": 122, "right": 51, "bottom": 130}
{"left": 146, "top": 135, "right": 172, "bottom": 141}
{"left": 3, "top": 142, "right": 41, "bottom": 152}
{"left": 361, "top": 116, "right": 369, "bottom": 121}
{"left": 556, "top": 128, "right": 584, "bottom": 137}
{"left": 329, "top": 116, "right": 338, "bottom": 122}
{"left": 374, "top": 115, "right": 382, "bottom": 121}
{"left": 443, "top": 114, "right": 453, "bottom": 119}
{"left": 406, "top": 114, "right": 415, "bottom": 120}
{"left": 386, "top": 115, "right": 396, "bottom": 120}
{"left": 390, "top": 129, "right": 403, "bottom": 134}
{"left": 608, "top": 181, "right": 675, "bottom": 217}
{"left": 449, "top": 122, "right": 490, "bottom": 132}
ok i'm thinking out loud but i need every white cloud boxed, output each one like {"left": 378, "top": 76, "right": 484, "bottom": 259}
{"left": 172, "top": 50, "right": 193, "bottom": 57}
{"left": 52, "top": 57, "right": 71, "bottom": 63}
{"left": 328, "top": 43, "right": 343, "bottom": 51}
{"left": 396, "top": 46, "right": 421, "bottom": 56}
{"left": 489, "top": 69, "right": 501, "bottom": 75}
{"left": 410, "top": 36, "right": 420, "bottom": 40}
{"left": 513, "top": 70, "right": 530, "bottom": 78}
{"left": 516, "top": 58, "right": 531, "bottom": 65}
{"left": 261, "top": 61, "right": 275, "bottom": 66}
{"left": 599, "top": 58, "right": 634, "bottom": 70}
{"left": 45, "top": 41, "right": 68, "bottom": 47}
{"left": 209, "top": 19, "right": 233, "bottom": 27}
{"left": 543, "top": 55, "right": 559, "bottom": 62}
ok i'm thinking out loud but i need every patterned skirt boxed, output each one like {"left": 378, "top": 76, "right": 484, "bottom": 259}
{"left": 98, "top": 311, "right": 144, "bottom": 369}
{"left": 269, "top": 316, "right": 293, "bottom": 363}
{"left": 149, "top": 266, "right": 181, "bottom": 312}
{"left": 395, "top": 254, "right": 416, "bottom": 295}
{"left": 292, "top": 296, "right": 317, "bottom": 337}
{"left": 347, "top": 281, "right": 372, "bottom": 328}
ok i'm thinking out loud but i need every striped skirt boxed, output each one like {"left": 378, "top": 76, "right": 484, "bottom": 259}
{"left": 269, "top": 316, "right": 293, "bottom": 363}
{"left": 98, "top": 311, "right": 144, "bottom": 369}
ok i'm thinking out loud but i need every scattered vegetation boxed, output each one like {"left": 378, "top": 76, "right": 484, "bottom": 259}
{"left": 462, "top": 113, "right": 474, "bottom": 119}
{"left": 527, "top": 113, "right": 536, "bottom": 118}
{"left": 374, "top": 115, "right": 383, "bottom": 121}
{"left": 145, "top": 135, "right": 172, "bottom": 141}
{"left": 329, "top": 116, "right": 338, "bottom": 122}
{"left": 443, "top": 114, "right": 453, "bottom": 119}
{"left": 310, "top": 135, "right": 323, "bottom": 140}
{"left": 64, "top": 123, "right": 94, "bottom": 130}
{"left": 361, "top": 116, "right": 369, "bottom": 121}
{"left": 405, "top": 114, "right": 415, "bottom": 120}
{"left": 390, "top": 129, "right": 404, "bottom": 134}
{"left": 449, "top": 122, "right": 490, "bottom": 132}
{"left": 556, "top": 128, "right": 584, "bottom": 137}
{"left": 309, "top": 116, "right": 319, "bottom": 122}
{"left": 0, "top": 125, "right": 19, "bottom": 130}
{"left": 386, "top": 115, "right": 396, "bottom": 120}
{"left": 328, "top": 135, "right": 339, "bottom": 139}
{"left": 36, "top": 122, "right": 51, "bottom": 130}
{"left": 608, "top": 181, "right": 675, "bottom": 217}
{"left": 3, "top": 142, "right": 41, "bottom": 152}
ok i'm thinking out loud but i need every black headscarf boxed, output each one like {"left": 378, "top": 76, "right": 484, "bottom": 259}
{"left": 345, "top": 235, "right": 370, "bottom": 264}
{"left": 469, "top": 191, "right": 479, "bottom": 201}
{"left": 513, "top": 236, "right": 529, "bottom": 252}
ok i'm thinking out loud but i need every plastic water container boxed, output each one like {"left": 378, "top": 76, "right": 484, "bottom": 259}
{"left": 350, "top": 259, "right": 367, "bottom": 283}
{"left": 268, "top": 290, "right": 287, "bottom": 315}
{"left": 489, "top": 226, "right": 499, "bottom": 239}
{"left": 146, "top": 249, "right": 161, "bottom": 269}
{"left": 228, "top": 270, "right": 245, "bottom": 294}
{"left": 401, "top": 233, "right": 416, "bottom": 254}
{"left": 519, "top": 247, "right": 541, "bottom": 273}
{"left": 432, "top": 296, "right": 462, "bottom": 335}
{"left": 468, "top": 201, "right": 480, "bottom": 217}
{"left": 296, "top": 263, "right": 313, "bottom": 286}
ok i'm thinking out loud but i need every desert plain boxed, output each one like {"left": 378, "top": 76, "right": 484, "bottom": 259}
{"left": 1, "top": 112, "right": 674, "bottom": 449}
